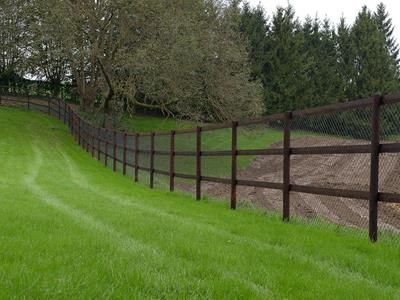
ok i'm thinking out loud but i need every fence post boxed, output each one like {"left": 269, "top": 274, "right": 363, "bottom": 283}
{"left": 78, "top": 118, "right": 81, "bottom": 146}
{"left": 150, "top": 132, "right": 155, "bottom": 188}
{"left": 70, "top": 111, "right": 74, "bottom": 137}
{"left": 169, "top": 130, "right": 175, "bottom": 192}
{"left": 87, "top": 125, "right": 90, "bottom": 153}
{"left": 85, "top": 123, "right": 89, "bottom": 152}
{"left": 135, "top": 133, "right": 139, "bottom": 182}
{"left": 283, "top": 112, "right": 292, "bottom": 222}
{"left": 68, "top": 107, "right": 72, "bottom": 131}
{"left": 83, "top": 122, "right": 86, "bottom": 151}
{"left": 87, "top": 125, "right": 90, "bottom": 152}
{"left": 69, "top": 108, "right": 75, "bottom": 135}
{"left": 123, "top": 133, "right": 127, "bottom": 175}
{"left": 91, "top": 127, "right": 95, "bottom": 157}
{"left": 369, "top": 95, "right": 382, "bottom": 242}
{"left": 82, "top": 122, "right": 85, "bottom": 150}
{"left": 27, "top": 94, "right": 30, "bottom": 110}
{"left": 231, "top": 121, "right": 238, "bottom": 209}
{"left": 70, "top": 110, "right": 72, "bottom": 130}
{"left": 73, "top": 111, "right": 76, "bottom": 136}
{"left": 113, "top": 131, "right": 117, "bottom": 172}
{"left": 105, "top": 130, "right": 109, "bottom": 167}
{"left": 84, "top": 123, "right": 87, "bottom": 151}
{"left": 196, "top": 127, "right": 202, "bottom": 200}
{"left": 64, "top": 101, "right": 67, "bottom": 124}
{"left": 86, "top": 124, "right": 90, "bottom": 152}
{"left": 48, "top": 99, "right": 50, "bottom": 115}
{"left": 73, "top": 113, "right": 76, "bottom": 140}
{"left": 58, "top": 100, "right": 61, "bottom": 120}
{"left": 97, "top": 128, "right": 101, "bottom": 161}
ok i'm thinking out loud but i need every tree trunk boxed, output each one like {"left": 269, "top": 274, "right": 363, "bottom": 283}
{"left": 103, "top": 88, "right": 114, "bottom": 114}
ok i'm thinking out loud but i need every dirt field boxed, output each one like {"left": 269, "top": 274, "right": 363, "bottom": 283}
{"left": 178, "top": 136, "right": 400, "bottom": 233}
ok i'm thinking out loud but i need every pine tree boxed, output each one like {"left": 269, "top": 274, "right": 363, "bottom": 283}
{"left": 264, "top": 5, "right": 305, "bottom": 112}
{"left": 298, "top": 16, "right": 317, "bottom": 107}
{"left": 236, "top": 2, "right": 269, "bottom": 82}
{"left": 336, "top": 18, "right": 357, "bottom": 100}
{"left": 352, "top": 6, "right": 398, "bottom": 97}
{"left": 374, "top": 3, "right": 399, "bottom": 67}
{"left": 316, "top": 19, "right": 344, "bottom": 103}
{"left": 374, "top": 2, "right": 400, "bottom": 86}
{"left": 234, "top": 2, "right": 400, "bottom": 114}
{"left": 299, "top": 17, "right": 343, "bottom": 106}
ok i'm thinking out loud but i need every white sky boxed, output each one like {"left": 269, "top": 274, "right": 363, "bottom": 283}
{"left": 248, "top": 0, "right": 400, "bottom": 42}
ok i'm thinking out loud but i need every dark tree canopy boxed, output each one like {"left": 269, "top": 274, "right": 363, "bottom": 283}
{"left": 236, "top": 1, "right": 400, "bottom": 113}
{"left": 1, "top": 0, "right": 399, "bottom": 120}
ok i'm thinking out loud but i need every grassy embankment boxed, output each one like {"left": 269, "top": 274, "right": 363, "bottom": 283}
{"left": 0, "top": 107, "right": 400, "bottom": 299}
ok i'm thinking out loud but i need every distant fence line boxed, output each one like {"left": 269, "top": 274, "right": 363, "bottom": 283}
{"left": 1, "top": 88, "right": 400, "bottom": 242}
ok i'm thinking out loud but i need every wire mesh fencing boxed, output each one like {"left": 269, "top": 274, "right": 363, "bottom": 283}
{"left": 285, "top": 107, "right": 372, "bottom": 234}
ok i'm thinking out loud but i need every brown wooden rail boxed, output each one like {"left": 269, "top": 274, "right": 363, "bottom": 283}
{"left": 1, "top": 91, "right": 400, "bottom": 242}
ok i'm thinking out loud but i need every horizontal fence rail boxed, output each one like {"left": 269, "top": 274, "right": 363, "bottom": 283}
{"left": 1, "top": 90, "right": 400, "bottom": 242}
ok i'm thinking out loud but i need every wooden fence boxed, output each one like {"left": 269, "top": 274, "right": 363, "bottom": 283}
{"left": 1, "top": 91, "right": 400, "bottom": 242}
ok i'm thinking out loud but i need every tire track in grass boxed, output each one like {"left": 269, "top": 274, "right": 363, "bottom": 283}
{"left": 59, "top": 153, "right": 276, "bottom": 297}
{"left": 57, "top": 150, "right": 275, "bottom": 297}
{"left": 57, "top": 150, "right": 400, "bottom": 295}
{"left": 23, "top": 145, "right": 178, "bottom": 287}
{"left": 25, "top": 144, "right": 274, "bottom": 298}
{"left": 25, "top": 145, "right": 159, "bottom": 255}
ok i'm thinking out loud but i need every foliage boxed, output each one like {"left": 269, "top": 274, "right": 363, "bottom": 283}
{"left": 25, "top": 1, "right": 70, "bottom": 97}
{"left": 0, "top": 0, "right": 29, "bottom": 80}
{"left": 236, "top": 1, "right": 400, "bottom": 112}
{"left": 112, "top": 0, "right": 263, "bottom": 122}
{"left": 375, "top": 3, "right": 400, "bottom": 69}
{"left": 1, "top": 0, "right": 400, "bottom": 126}
{"left": 234, "top": 1, "right": 400, "bottom": 138}
{"left": 11, "top": 0, "right": 263, "bottom": 121}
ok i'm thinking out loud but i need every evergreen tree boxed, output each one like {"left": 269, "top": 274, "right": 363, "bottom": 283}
{"left": 235, "top": 3, "right": 400, "bottom": 113}
{"left": 374, "top": 3, "right": 399, "bottom": 67}
{"left": 336, "top": 18, "right": 357, "bottom": 100}
{"left": 351, "top": 6, "right": 398, "bottom": 97}
{"left": 316, "top": 19, "right": 344, "bottom": 103}
{"left": 300, "top": 17, "right": 343, "bottom": 106}
{"left": 237, "top": 2, "right": 269, "bottom": 82}
{"left": 374, "top": 2, "right": 400, "bottom": 86}
{"left": 298, "top": 16, "right": 317, "bottom": 107}
{"left": 264, "top": 5, "right": 305, "bottom": 113}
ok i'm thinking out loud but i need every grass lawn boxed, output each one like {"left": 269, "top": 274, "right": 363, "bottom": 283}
{"left": 1, "top": 107, "right": 400, "bottom": 299}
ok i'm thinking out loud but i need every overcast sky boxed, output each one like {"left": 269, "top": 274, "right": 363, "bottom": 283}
{"left": 247, "top": 0, "right": 400, "bottom": 42}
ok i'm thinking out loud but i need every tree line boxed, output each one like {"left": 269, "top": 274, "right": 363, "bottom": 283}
{"left": 0, "top": 0, "right": 399, "bottom": 122}
{"left": 233, "top": 1, "right": 400, "bottom": 113}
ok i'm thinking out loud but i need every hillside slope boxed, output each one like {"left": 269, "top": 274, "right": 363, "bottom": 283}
{"left": 0, "top": 107, "right": 400, "bottom": 299}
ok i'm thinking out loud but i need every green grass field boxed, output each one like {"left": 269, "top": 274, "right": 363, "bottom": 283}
{"left": 1, "top": 107, "right": 400, "bottom": 299}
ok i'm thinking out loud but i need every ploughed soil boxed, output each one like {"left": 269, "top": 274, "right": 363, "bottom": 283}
{"left": 178, "top": 136, "right": 400, "bottom": 233}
